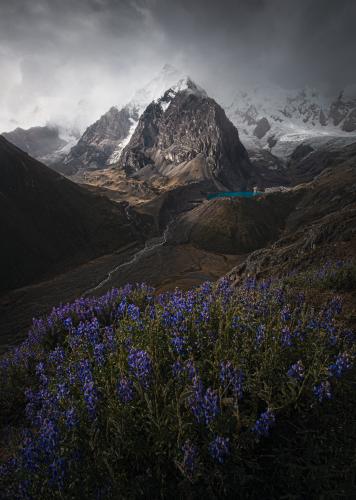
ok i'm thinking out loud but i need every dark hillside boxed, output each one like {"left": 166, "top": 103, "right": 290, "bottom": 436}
{"left": 0, "top": 137, "right": 148, "bottom": 293}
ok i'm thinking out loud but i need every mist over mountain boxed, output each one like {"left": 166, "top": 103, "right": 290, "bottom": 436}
{"left": 1, "top": 0, "right": 356, "bottom": 134}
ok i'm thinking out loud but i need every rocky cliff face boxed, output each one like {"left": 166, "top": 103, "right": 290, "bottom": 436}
{"left": 63, "top": 106, "right": 138, "bottom": 174}
{"left": 118, "top": 78, "right": 256, "bottom": 191}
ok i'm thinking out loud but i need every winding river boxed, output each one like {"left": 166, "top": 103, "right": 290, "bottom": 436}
{"left": 83, "top": 222, "right": 172, "bottom": 296}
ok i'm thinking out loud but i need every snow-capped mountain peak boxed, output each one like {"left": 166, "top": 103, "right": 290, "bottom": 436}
{"left": 128, "top": 64, "right": 186, "bottom": 115}
{"left": 226, "top": 82, "right": 356, "bottom": 156}
{"left": 108, "top": 70, "right": 204, "bottom": 165}
{"left": 63, "top": 65, "right": 204, "bottom": 172}
{"left": 156, "top": 77, "right": 207, "bottom": 112}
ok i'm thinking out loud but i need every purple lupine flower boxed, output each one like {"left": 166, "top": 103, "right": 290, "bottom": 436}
{"left": 21, "top": 434, "right": 39, "bottom": 472}
{"left": 185, "top": 360, "right": 197, "bottom": 380}
{"left": 245, "top": 277, "right": 257, "bottom": 290}
{"left": 103, "top": 326, "right": 117, "bottom": 352}
{"left": 197, "top": 300, "right": 210, "bottom": 324}
{"left": 188, "top": 377, "right": 220, "bottom": 425}
{"left": 77, "top": 360, "right": 97, "bottom": 417}
{"left": 220, "top": 361, "right": 244, "bottom": 399}
{"left": 65, "top": 407, "right": 78, "bottom": 430}
{"left": 38, "top": 419, "right": 59, "bottom": 458}
{"left": 259, "top": 279, "right": 272, "bottom": 291}
{"left": 172, "top": 360, "right": 184, "bottom": 378}
{"left": 56, "top": 383, "right": 69, "bottom": 401}
{"left": 329, "top": 297, "right": 343, "bottom": 315}
{"left": 83, "top": 378, "right": 98, "bottom": 418}
{"left": 287, "top": 360, "right": 305, "bottom": 381}
{"left": 275, "top": 288, "right": 285, "bottom": 306}
{"left": 66, "top": 364, "right": 76, "bottom": 386}
{"left": 149, "top": 306, "right": 156, "bottom": 320}
{"left": 209, "top": 436, "right": 230, "bottom": 464}
{"left": 35, "top": 362, "right": 48, "bottom": 386}
{"left": 48, "top": 347, "right": 65, "bottom": 365}
{"left": 252, "top": 409, "right": 275, "bottom": 437}
{"left": 203, "top": 388, "right": 220, "bottom": 425}
{"left": 281, "top": 306, "right": 291, "bottom": 322}
{"left": 117, "top": 377, "right": 134, "bottom": 403}
{"left": 341, "top": 329, "right": 355, "bottom": 345}
{"left": 128, "top": 349, "right": 152, "bottom": 389}
{"left": 94, "top": 343, "right": 106, "bottom": 367}
{"left": 63, "top": 317, "right": 74, "bottom": 332}
{"left": 296, "top": 292, "right": 305, "bottom": 307}
{"left": 171, "top": 334, "right": 186, "bottom": 356}
{"left": 327, "top": 330, "right": 338, "bottom": 346}
{"left": 216, "top": 277, "right": 233, "bottom": 305}
{"left": 328, "top": 352, "right": 352, "bottom": 378}
{"left": 181, "top": 440, "right": 199, "bottom": 478}
{"left": 117, "top": 297, "right": 127, "bottom": 317}
{"left": 231, "top": 316, "right": 239, "bottom": 329}
{"left": 189, "top": 377, "right": 205, "bottom": 423}
{"left": 35, "top": 362, "right": 45, "bottom": 376}
{"left": 127, "top": 303, "right": 140, "bottom": 322}
{"left": 49, "top": 456, "right": 66, "bottom": 488}
{"left": 313, "top": 381, "right": 332, "bottom": 402}
{"left": 201, "top": 281, "right": 212, "bottom": 295}
{"left": 307, "top": 318, "right": 319, "bottom": 330}
{"left": 85, "top": 317, "right": 100, "bottom": 346}
{"left": 281, "top": 327, "right": 292, "bottom": 348}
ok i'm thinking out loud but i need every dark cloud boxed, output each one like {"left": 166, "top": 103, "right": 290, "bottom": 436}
{"left": 0, "top": 0, "right": 355, "bottom": 131}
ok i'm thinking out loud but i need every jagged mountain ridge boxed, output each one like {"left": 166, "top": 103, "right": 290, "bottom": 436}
{"left": 62, "top": 106, "right": 138, "bottom": 174}
{"left": 226, "top": 84, "right": 356, "bottom": 153}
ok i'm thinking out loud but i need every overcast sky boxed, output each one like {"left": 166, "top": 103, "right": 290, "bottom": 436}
{"left": 1, "top": 0, "right": 355, "bottom": 132}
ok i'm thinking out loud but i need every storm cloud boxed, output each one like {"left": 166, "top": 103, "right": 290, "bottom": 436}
{"left": 0, "top": 0, "right": 355, "bottom": 132}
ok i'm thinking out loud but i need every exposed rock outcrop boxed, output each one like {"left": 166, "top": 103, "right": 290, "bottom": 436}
{"left": 63, "top": 106, "right": 137, "bottom": 174}
{"left": 342, "top": 109, "right": 356, "bottom": 132}
{"left": 253, "top": 117, "right": 271, "bottom": 139}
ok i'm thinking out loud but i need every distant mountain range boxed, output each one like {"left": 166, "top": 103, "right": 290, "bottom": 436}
{"left": 226, "top": 84, "right": 356, "bottom": 154}
{"left": 2, "top": 125, "right": 79, "bottom": 166}
{"left": 3, "top": 66, "right": 356, "bottom": 175}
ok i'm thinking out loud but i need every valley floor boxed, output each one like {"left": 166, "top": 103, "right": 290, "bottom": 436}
{"left": 0, "top": 243, "right": 244, "bottom": 353}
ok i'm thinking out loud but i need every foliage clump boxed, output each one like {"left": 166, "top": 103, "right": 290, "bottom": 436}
{"left": 0, "top": 276, "right": 355, "bottom": 498}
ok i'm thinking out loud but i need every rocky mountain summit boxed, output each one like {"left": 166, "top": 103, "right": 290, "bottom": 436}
{"left": 62, "top": 65, "right": 188, "bottom": 174}
{"left": 117, "top": 77, "right": 255, "bottom": 191}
